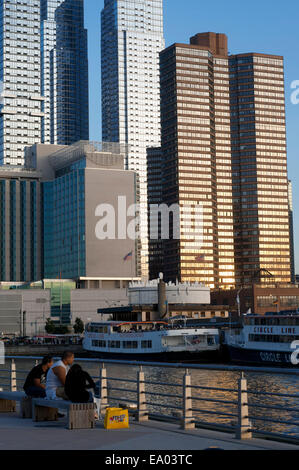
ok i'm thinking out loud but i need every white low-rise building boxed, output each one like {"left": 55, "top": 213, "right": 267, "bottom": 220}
{"left": 128, "top": 278, "right": 210, "bottom": 306}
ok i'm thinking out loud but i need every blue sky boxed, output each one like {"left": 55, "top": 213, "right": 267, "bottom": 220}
{"left": 85, "top": 0, "right": 299, "bottom": 272}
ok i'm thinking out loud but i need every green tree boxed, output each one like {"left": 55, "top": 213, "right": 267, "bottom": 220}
{"left": 45, "top": 318, "right": 55, "bottom": 334}
{"left": 54, "top": 325, "right": 69, "bottom": 334}
{"left": 73, "top": 317, "right": 84, "bottom": 334}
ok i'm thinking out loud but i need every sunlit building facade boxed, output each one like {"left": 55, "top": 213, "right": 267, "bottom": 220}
{"left": 229, "top": 53, "right": 291, "bottom": 286}
{"left": 101, "top": 0, "right": 165, "bottom": 278}
{"left": 159, "top": 33, "right": 235, "bottom": 289}
{"left": 288, "top": 180, "right": 295, "bottom": 283}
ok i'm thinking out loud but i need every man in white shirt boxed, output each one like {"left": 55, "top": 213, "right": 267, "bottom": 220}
{"left": 46, "top": 351, "right": 74, "bottom": 400}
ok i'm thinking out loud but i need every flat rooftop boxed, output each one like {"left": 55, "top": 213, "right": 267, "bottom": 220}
{"left": 0, "top": 411, "right": 297, "bottom": 450}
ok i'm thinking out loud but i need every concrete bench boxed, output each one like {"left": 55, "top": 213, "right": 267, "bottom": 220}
{"left": 32, "top": 398, "right": 97, "bottom": 430}
{"left": 0, "top": 391, "right": 32, "bottom": 418}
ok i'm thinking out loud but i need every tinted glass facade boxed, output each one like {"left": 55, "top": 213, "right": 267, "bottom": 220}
{"left": 43, "top": 167, "right": 86, "bottom": 279}
{"left": 0, "top": 168, "right": 42, "bottom": 281}
{"left": 41, "top": 0, "right": 89, "bottom": 145}
{"left": 101, "top": 0, "right": 165, "bottom": 278}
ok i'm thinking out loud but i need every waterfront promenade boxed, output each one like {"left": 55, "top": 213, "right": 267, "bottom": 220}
{"left": 0, "top": 410, "right": 297, "bottom": 450}
{"left": 1, "top": 357, "right": 298, "bottom": 450}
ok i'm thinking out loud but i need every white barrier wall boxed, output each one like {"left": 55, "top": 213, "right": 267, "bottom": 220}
{"left": 129, "top": 280, "right": 210, "bottom": 305}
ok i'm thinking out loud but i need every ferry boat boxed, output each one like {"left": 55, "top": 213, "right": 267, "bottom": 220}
{"left": 83, "top": 321, "right": 220, "bottom": 362}
{"left": 225, "top": 311, "right": 299, "bottom": 366}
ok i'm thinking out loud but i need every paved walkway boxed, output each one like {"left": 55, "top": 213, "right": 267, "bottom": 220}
{"left": 0, "top": 412, "right": 297, "bottom": 450}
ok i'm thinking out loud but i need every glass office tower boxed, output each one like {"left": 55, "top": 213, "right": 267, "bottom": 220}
{"left": 158, "top": 34, "right": 235, "bottom": 289}
{"left": 101, "top": 0, "right": 165, "bottom": 278}
{"left": 0, "top": 0, "right": 43, "bottom": 165}
{"left": 41, "top": 0, "right": 89, "bottom": 145}
{"left": 0, "top": 0, "right": 89, "bottom": 165}
{"left": 230, "top": 53, "right": 291, "bottom": 286}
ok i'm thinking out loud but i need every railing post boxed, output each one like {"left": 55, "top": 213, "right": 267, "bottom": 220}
{"left": 136, "top": 366, "right": 148, "bottom": 422}
{"left": 99, "top": 364, "right": 108, "bottom": 416}
{"left": 236, "top": 372, "right": 252, "bottom": 439}
{"left": 181, "top": 369, "right": 195, "bottom": 430}
{"left": 10, "top": 359, "right": 17, "bottom": 392}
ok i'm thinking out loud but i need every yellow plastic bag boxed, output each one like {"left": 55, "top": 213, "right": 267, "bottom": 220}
{"left": 104, "top": 407, "right": 129, "bottom": 430}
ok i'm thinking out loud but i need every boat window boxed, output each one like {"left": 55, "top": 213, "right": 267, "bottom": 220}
{"left": 108, "top": 341, "right": 120, "bottom": 348}
{"left": 207, "top": 337, "right": 215, "bottom": 345}
{"left": 92, "top": 340, "right": 106, "bottom": 348}
{"left": 123, "top": 341, "right": 138, "bottom": 349}
{"left": 141, "top": 340, "right": 152, "bottom": 349}
{"left": 90, "top": 325, "right": 108, "bottom": 334}
{"left": 249, "top": 334, "right": 299, "bottom": 343}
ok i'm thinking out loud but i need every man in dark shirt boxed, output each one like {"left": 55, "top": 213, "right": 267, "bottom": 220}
{"left": 24, "top": 355, "right": 54, "bottom": 398}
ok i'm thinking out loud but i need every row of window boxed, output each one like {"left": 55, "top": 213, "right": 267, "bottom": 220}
{"left": 91, "top": 340, "right": 153, "bottom": 349}
{"left": 249, "top": 334, "right": 299, "bottom": 343}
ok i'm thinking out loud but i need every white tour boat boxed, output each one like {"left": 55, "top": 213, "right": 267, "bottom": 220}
{"left": 224, "top": 311, "right": 299, "bottom": 366}
{"left": 83, "top": 321, "right": 220, "bottom": 362}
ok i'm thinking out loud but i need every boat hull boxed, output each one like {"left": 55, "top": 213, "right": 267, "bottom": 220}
{"left": 227, "top": 345, "right": 298, "bottom": 367}
{"left": 82, "top": 348, "right": 221, "bottom": 363}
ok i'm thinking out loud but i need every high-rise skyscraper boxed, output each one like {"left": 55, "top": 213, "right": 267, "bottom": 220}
{"left": 229, "top": 52, "right": 291, "bottom": 286}
{"left": 41, "top": 0, "right": 89, "bottom": 145}
{"left": 147, "top": 146, "right": 163, "bottom": 280}
{"left": 101, "top": 0, "right": 165, "bottom": 278}
{"left": 156, "top": 33, "right": 235, "bottom": 289}
{"left": 0, "top": 0, "right": 43, "bottom": 165}
{"left": 288, "top": 180, "right": 295, "bottom": 284}
{"left": 150, "top": 33, "right": 292, "bottom": 289}
{"left": 0, "top": 0, "right": 89, "bottom": 166}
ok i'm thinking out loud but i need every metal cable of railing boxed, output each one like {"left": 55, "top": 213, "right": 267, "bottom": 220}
{"left": 247, "top": 402, "right": 299, "bottom": 413}
{"left": 247, "top": 389, "right": 299, "bottom": 398}
{"left": 192, "top": 408, "right": 237, "bottom": 418}
{"left": 249, "top": 415, "right": 299, "bottom": 426}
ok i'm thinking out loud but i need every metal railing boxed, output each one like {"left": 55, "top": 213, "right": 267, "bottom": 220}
{"left": 0, "top": 356, "right": 298, "bottom": 445}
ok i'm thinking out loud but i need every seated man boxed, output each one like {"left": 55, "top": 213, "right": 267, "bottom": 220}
{"left": 23, "top": 355, "right": 53, "bottom": 398}
{"left": 65, "top": 364, "right": 95, "bottom": 403}
{"left": 46, "top": 351, "right": 74, "bottom": 400}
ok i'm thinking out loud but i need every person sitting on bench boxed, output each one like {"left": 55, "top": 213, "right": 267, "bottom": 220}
{"left": 64, "top": 364, "right": 96, "bottom": 403}
{"left": 23, "top": 355, "right": 54, "bottom": 398}
{"left": 46, "top": 351, "right": 74, "bottom": 400}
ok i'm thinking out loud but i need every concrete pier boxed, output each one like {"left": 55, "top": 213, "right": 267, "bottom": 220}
{"left": 0, "top": 411, "right": 297, "bottom": 450}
